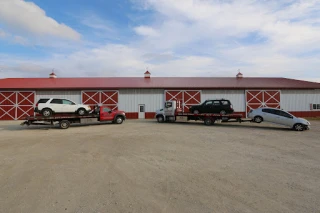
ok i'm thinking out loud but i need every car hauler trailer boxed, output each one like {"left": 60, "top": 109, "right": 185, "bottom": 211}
{"left": 155, "top": 100, "right": 251, "bottom": 125}
{"left": 20, "top": 105, "right": 126, "bottom": 129}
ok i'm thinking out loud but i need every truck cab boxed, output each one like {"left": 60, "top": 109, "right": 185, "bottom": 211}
{"left": 155, "top": 100, "right": 182, "bottom": 122}
{"left": 93, "top": 105, "right": 126, "bottom": 123}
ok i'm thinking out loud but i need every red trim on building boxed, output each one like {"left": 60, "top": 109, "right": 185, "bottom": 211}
{"left": 124, "top": 112, "right": 155, "bottom": 119}
{"left": 289, "top": 111, "right": 320, "bottom": 117}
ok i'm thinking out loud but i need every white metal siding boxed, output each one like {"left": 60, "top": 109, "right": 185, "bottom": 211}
{"left": 118, "top": 89, "right": 164, "bottom": 112}
{"left": 36, "top": 91, "right": 81, "bottom": 103}
{"left": 201, "top": 90, "right": 245, "bottom": 112}
{"left": 281, "top": 90, "right": 320, "bottom": 111}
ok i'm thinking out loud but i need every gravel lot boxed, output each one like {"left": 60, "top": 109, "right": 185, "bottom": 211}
{"left": 0, "top": 119, "right": 319, "bottom": 213}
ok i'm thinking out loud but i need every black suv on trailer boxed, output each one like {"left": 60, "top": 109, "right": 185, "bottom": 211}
{"left": 189, "top": 99, "right": 234, "bottom": 115}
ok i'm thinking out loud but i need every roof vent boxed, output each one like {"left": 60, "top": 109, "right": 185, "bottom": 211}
{"left": 144, "top": 70, "right": 151, "bottom": 78}
{"left": 236, "top": 70, "right": 243, "bottom": 78}
{"left": 49, "top": 72, "right": 57, "bottom": 78}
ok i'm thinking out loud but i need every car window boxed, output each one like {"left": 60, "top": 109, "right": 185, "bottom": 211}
{"left": 62, "top": 99, "right": 74, "bottom": 105}
{"left": 262, "top": 108, "right": 276, "bottom": 114}
{"left": 165, "top": 102, "right": 172, "bottom": 108}
{"left": 205, "top": 101, "right": 213, "bottom": 105}
{"left": 221, "top": 100, "right": 230, "bottom": 105}
{"left": 50, "top": 99, "right": 63, "bottom": 104}
{"left": 278, "top": 111, "right": 293, "bottom": 118}
{"left": 103, "top": 107, "right": 111, "bottom": 112}
{"left": 213, "top": 101, "right": 220, "bottom": 105}
{"left": 37, "top": 98, "right": 49, "bottom": 104}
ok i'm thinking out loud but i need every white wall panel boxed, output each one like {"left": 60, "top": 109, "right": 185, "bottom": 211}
{"left": 281, "top": 90, "right": 320, "bottom": 111}
{"left": 118, "top": 89, "right": 164, "bottom": 112}
{"left": 201, "top": 90, "right": 245, "bottom": 112}
{"left": 36, "top": 91, "right": 81, "bottom": 103}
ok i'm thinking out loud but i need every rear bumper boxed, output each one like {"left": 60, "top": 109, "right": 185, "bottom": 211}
{"left": 34, "top": 107, "right": 39, "bottom": 113}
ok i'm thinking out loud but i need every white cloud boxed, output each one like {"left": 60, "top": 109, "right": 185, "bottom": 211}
{"left": 0, "top": 0, "right": 80, "bottom": 40}
{"left": 0, "top": 29, "right": 7, "bottom": 38}
{"left": 134, "top": 26, "right": 159, "bottom": 37}
{"left": 13, "top": 35, "right": 28, "bottom": 45}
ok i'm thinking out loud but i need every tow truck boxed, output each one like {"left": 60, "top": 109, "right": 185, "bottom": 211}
{"left": 20, "top": 105, "right": 126, "bottom": 129}
{"left": 155, "top": 100, "right": 251, "bottom": 125}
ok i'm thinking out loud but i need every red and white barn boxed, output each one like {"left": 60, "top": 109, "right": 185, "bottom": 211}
{"left": 0, "top": 71, "right": 320, "bottom": 120}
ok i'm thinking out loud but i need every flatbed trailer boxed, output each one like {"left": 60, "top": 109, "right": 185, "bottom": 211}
{"left": 157, "top": 112, "right": 252, "bottom": 125}
{"left": 155, "top": 100, "right": 253, "bottom": 126}
{"left": 20, "top": 105, "right": 126, "bottom": 129}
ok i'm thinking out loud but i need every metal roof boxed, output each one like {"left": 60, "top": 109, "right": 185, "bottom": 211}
{"left": 0, "top": 77, "right": 320, "bottom": 90}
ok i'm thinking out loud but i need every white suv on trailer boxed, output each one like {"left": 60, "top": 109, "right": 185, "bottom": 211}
{"left": 35, "top": 98, "right": 92, "bottom": 117}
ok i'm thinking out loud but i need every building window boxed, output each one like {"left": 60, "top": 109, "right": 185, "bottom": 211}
{"left": 312, "top": 104, "right": 320, "bottom": 110}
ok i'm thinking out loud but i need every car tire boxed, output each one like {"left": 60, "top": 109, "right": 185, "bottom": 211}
{"left": 220, "top": 110, "right": 227, "bottom": 115}
{"left": 59, "top": 120, "right": 70, "bottom": 129}
{"left": 77, "top": 108, "right": 87, "bottom": 116}
{"left": 253, "top": 116, "right": 263, "bottom": 123}
{"left": 293, "top": 123, "right": 304, "bottom": 131}
{"left": 193, "top": 110, "right": 200, "bottom": 114}
{"left": 42, "top": 108, "right": 52, "bottom": 117}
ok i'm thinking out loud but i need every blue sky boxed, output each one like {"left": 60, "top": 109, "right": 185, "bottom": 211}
{"left": 0, "top": 0, "right": 320, "bottom": 82}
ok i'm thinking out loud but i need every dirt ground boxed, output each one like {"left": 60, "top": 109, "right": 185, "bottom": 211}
{"left": 0, "top": 119, "right": 319, "bottom": 213}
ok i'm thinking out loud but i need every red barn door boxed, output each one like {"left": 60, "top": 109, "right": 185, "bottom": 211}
{"left": 0, "top": 92, "right": 16, "bottom": 120}
{"left": 246, "top": 90, "right": 281, "bottom": 116}
{"left": 165, "top": 90, "right": 201, "bottom": 112}
{"left": 0, "top": 91, "right": 35, "bottom": 120}
{"left": 81, "top": 90, "right": 118, "bottom": 110}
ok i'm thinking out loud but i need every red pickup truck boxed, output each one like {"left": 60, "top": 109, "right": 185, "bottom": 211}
{"left": 21, "top": 105, "right": 126, "bottom": 129}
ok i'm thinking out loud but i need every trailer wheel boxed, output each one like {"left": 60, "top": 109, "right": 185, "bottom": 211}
{"left": 204, "top": 118, "right": 213, "bottom": 126}
{"left": 59, "top": 120, "right": 70, "bottom": 129}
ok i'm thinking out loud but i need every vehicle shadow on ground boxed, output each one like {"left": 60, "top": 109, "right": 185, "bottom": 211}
{"left": 156, "top": 121, "right": 293, "bottom": 132}
{"left": 0, "top": 122, "right": 116, "bottom": 131}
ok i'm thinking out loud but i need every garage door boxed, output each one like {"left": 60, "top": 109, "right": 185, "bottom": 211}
{"left": 81, "top": 90, "right": 118, "bottom": 110}
{"left": 0, "top": 91, "right": 35, "bottom": 120}
{"left": 165, "top": 90, "right": 201, "bottom": 112}
{"left": 246, "top": 90, "right": 281, "bottom": 116}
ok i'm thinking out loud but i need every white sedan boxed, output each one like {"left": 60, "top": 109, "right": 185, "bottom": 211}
{"left": 248, "top": 107, "right": 310, "bottom": 131}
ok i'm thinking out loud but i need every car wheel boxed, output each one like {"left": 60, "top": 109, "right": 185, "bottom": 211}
{"left": 253, "top": 116, "right": 263, "bottom": 123}
{"left": 193, "top": 110, "right": 200, "bottom": 114}
{"left": 114, "top": 116, "right": 123, "bottom": 124}
{"left": 77, "top": 108, "right": 86, "bottom": 116}
{"left": 220, "top": 110, "right": 226, "bottom": 115}
{"left": 42, "top": 108, "right": 52, "bottom": 117}
{"left": 294, "top": 123, "right": 304, "bottom": 131}
{"left": 157, "top": 115, "right": 164, "bottom": 123}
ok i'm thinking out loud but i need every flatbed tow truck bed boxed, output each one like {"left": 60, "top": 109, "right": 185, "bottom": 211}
{"left": 20, "top": 105, "right": 126, "bottom": 129}
{"left": 174, "top": 113, "right": 252, "bottom": 125}
{"left": 20, "top": 114, "right": 101, "bottom": 129}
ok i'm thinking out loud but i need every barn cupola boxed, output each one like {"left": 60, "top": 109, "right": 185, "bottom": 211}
{"left": 236, "top": 71, "right": 243, "bottom": 79}
{"left": 144, "top": 70, "right": 151, "bottom": 78}
{"left": 49, "top": 72, "right": 57, "bottom": 78}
